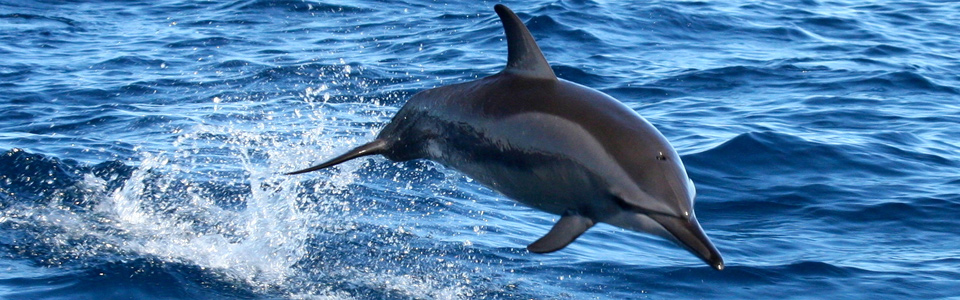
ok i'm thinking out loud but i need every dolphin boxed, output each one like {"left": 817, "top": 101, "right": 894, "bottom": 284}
{"left": 288, "top": 4, "right": 724, "bottom": 270}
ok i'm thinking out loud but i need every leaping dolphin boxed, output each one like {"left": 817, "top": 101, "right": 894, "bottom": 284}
{"left": 288, "top": 4, "right": 724, "bottom": 270}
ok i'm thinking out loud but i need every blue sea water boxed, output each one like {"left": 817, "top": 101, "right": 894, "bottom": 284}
{"left": 2, "top": 0, "right": 959, "bottom": 298}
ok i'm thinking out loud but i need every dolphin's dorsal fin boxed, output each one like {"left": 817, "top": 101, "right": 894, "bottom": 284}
{"left": 527, "top": 213, "right": 594, "bottom": 253}
{"left": 494, "top": 4, "right": 557, "bottom": 80}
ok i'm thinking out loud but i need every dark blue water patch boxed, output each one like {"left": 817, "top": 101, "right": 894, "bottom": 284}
{"left": 799, "top": 95, "right": 883, "bottom": 106}
{"left": 165, "top": 37, "right": 246, "bottom": 49}
{"left": 878, "top": 11, "right": 923, "bottom": 24}
{"left": 91, "top": 56, "right": 167, "bottom": 70}
{"left": 0, "top": 149, "right": 84, "bottom": 205}
{"left": 7, "top": 103, "right": 152, "bottom": 129}
{"left": 0, "top": 44, "right": 13, "bottom": 56}
{"left": 132, "top": 0, "right": 208, "bottom": 15}
{"left": 552, "top": 65, "right": 611, "bottom": 87}
{"left": 0, "top": 258, "right": 260, "bottom": 300}
{"left": 636, "top": 6, "right": 738, "bottom": 40}
{"left": 215, "top": 59, "right": 263, "bottom": 69}
{"left": 524, "top": 15, "right": 602, "bottom": 44}
{"left": 0, "top": 13, "right": 82, "bottom": 35}
{"left": 181, "top": 18, "right": 267, "bottom": 27}
{"left": 805, "top": 44, "right": 856, "bottom": 54}
{"left": 795, "top": 15, "right": 885, "bottom": 40}
{"left": 801, "top": 16, "right": 860, "bottom": 31}
{"left": 849, "top": 71, "right": 959, "bottom": 94}
{"left": 804, "top": 196, "right": 960, "bottom": 232}
{"left": 23, "top": 115, "right": 124, "bottom": 136}
{"left": 861, "top": 44, "right": 913, "bottom": 57}
{"left": 654, "top": 64, "right": 810, "bottom": 93}
{"left": 504, "top": 260, "right": 811, "bottom": 299}
{"left": 787, "top": 107, "right": 907, "bottom": 130}
{"left": 0, "top": 17, "right": 85, "bottom": 52}
{"left": 0, "top": 65, "right": 33, "bottom": 80}
{"left": 126, "top": 114, "right": 177, "bottom": 130}
{"left": 654, "top": 67, "right": 748, "bottom": 91}
{"left": 230, "top": 0, "right": 372, "bottom": 14}
{"left": 869, "top": 139, "right": 958, "bottom": 170}
{"left": 685, "top": 131, "right": 913, "bottom": 180}
{"left": 924, "top": 20, "right": 960, "bottom": 35}
{"left": 722, "top": 262, "right": 893, "bottom": 298}
{"left": 574, "top": 259, "right": 951, "bottom": 299}
{"left": 124, "top": 78, "right": 204, "bottom": 91}
{"left": 713, "top": 261, "right": 857, "bottom": 291}
{"left": 0, "top": 103, "right": 52, "bottom": 128}
{"left": 0, "top": 13, "right": 78, "bottom": 27}
{"left": 746, "top": 25, "right": 816, "bottom": 43}
{"left": 868, "top": 130, "right": 924, "bottom": 146}
{"left": 254, "top": 63, "right": 357, "bottom": 82}
{"left": 87, "top": 160, "right": 135, "bottom": 191}
{"left": 605, "top": 86, "right": 686, "bottom": 103}
{"left": 0, "top": 148, "right": 134, "bottom": 208}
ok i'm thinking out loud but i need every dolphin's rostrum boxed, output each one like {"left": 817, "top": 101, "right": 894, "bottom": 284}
{"left": 288, "top": 4, "right": 724, "bottom": 270}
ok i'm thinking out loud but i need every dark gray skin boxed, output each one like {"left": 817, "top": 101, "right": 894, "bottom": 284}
{"left": 288, "top": 4, "right": 724, "bottom": 270}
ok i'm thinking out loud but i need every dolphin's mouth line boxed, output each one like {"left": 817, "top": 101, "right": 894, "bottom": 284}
{"left": 636, "top": 208, "right": 683, "bottom": 220}
{"left": 646, "top": 213, "right": 725, "bottom": 271}
{"left": 612, "top": 194, "right": 685, "bottom": 219}
{"left": 608, "top": 198, "right": 724, "bottom": 270}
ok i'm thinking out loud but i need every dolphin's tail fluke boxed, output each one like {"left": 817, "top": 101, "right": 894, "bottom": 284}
{"left": 285, "top": 139, "right": 390, "bottom": 175}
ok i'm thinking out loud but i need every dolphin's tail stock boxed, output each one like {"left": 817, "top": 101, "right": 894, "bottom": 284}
{"left": 285, "top": 139, "right": 391, "bottom": 175}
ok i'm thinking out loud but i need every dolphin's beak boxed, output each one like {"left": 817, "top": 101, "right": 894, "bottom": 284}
{"left": 649, "top": 214, "right": 725, "bottom": 271}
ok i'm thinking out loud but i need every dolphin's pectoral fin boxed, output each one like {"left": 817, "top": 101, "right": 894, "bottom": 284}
{"left": 527, "top": 213, "right": 594, "bottom": 253}
{"left": 285, "top": 139, "right": 390, "bottom": 175}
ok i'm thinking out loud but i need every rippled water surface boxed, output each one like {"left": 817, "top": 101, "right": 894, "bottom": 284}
{"left": 2, "top": 0, "right": 959, "bottom": 299}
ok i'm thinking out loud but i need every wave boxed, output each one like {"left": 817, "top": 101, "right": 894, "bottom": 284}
{"left": 0, "top": 149, "right": 132, "bottom": 204}
{"left": 654, "top": 65, "right": 798, "bottom": 91}
{"left": 689, "top": 130, "right": 957, "bottom": 180}
{"left": 846, "top": 71, "right": 959, "bottom": 94}
{"left": 165, "top": 37, "right": 248, "bottom": 49}
{"left": 525, "top": 15, "right": 603, "bottom": 44}
{"left": 91, "top": 56, "right": 167, "bottom": 69}
{"left": 0, "top": 258, "right": 259, "bottom": 300}
{"left": 0, "top": 13, "right": 79, "bottom": 28}
{"left": 861, "top": 44, "right": 913, "bottom": 56}
{"left": 227, "top": 0, "right": 371, "bottom": 13}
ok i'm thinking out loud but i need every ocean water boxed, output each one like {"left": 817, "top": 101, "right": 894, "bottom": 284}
{"left": 2, "top": 0, "right": 959, "bottom": 299}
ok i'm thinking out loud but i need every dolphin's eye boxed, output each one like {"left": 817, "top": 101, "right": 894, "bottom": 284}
{"left": 656, "top": 152, "right": 667, "bottom": 161}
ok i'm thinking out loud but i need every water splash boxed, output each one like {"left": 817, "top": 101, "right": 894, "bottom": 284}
{"left": 0, "top": 63, "right": 490, "bottom": 298}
